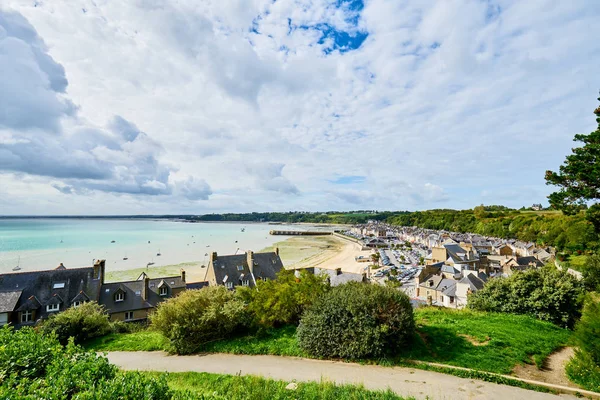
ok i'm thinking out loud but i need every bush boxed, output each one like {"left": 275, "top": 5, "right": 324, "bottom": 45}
{"left": 0, "top": 325, "right": 173, "bottom": 399}
{"left": 566, "top": 350, "right": 600, "bottom": 393}
{"left": 467, "top": 266, "right": 584, "bottom": 328}
{"left": 297, "top": 282, "right": 415, "bottom": 359}
{"left": 237, "top": 269, "right": 329, "bottom": 328}
{"left": 151, "top": 286, "right": 248, "bottom": 354}
{"left": 566, "top": 295, "right": 600, "bottom": 392}
{"left": 39, "top": 302, "right": 111, "bottom": 345}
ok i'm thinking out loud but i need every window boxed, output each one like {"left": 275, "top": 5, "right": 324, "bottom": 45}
{"left": 450, "top": 296, "right": 455, "bottom": 304}
{"left": 262, "top": 277, "right": 268, "bottom": 282}
{"left": 21, "top": 310, "right": 33, "bottom": 323}
{"left": 125, "top": 311, "right": 134, "bottom": 321}
{"left": 241, "top": 280, "right": 249, "bottom": 287}
{"left": 225, "top": 282, "right": 233, "bottom": 289}
{"left": 53, "top": 282, "right": 65, "bottom": 289}
{"left": 159, "top": 286, "right": 168, "bottom": 296}
{"left": 73, "top": 301, "right": 83, "bottom": 308}
{"left": 237, "top": 265, "right": 244, "bottom": 271}
{"left": 135, "top": 290, "right": 141, "bottom": 296}
{"left": 46, "top": 303, "right": 59, "bottom": 312}
{"left": 115, "top": 292, "right": 124, "bottom": 302}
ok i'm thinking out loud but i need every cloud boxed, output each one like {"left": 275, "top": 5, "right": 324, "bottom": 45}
{"left": 2, "top": 1, "right": 600, "bottom": 214}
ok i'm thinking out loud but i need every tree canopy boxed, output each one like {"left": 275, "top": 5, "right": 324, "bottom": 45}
{"left": 546, "top": 94, "right": 600, "bottom": 232}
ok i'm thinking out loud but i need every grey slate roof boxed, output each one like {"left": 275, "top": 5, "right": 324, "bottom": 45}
{"left": 186, "top": 281, "right": 209, "bottom": 290}
{"left": 459, "top": 274, "right": 485, "bottom": 291}
{"left": 211, "top": 252, "right": 284, "bottom": 288}
{"left": 99, "top": 275, "right": 185, "bottom": 314}
{"left": 0, "top": 267, "right": 101, "bottom": 319}
{"left": 314, "top": 268, "right": 366, "bottom": 286}
{"left": 0, "top": 290, "right": 22, "bottom": 313}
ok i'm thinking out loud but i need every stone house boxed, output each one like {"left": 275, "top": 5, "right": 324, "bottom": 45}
{"left": 205, "top": 249, "right": 284, "bottom": 289}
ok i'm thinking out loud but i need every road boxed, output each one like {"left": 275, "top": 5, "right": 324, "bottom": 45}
{"left": 105, "top": 351, "right": 581, "bottom": 400}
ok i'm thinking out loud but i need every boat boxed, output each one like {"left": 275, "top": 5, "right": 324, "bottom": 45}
{"left": 156, "top": 249, "right": 161, "bottom": 256}
{"left": 123, "top": 254, "right": 128, "bottom": 260}
{"left": 148, "top": 240, "right": 151, "bottom": 244}
{"left": 147, "top": 262, "right": 155, "bottom": 266}
{"left": 111, "top": 240, "right": 116, "bottom": 243}
{"left": 241, "top": 227, "right": 245, "bottom": 232}
{"left": 13, "top": 256, "right": 21, "bottom": 271}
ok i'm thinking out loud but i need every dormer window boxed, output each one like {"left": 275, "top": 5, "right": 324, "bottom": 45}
{"left": 237, "top": 265, "right": 244, "bottom": 271}
{"left": 225, "top": 281, "right": 233, "bottom": 289}
{"left": 159, "top": 286, "right": 168, "bottom": 296}
{"left": 73, "top": 301, "right": 83, "bottom": 308}
{"left": 53, "top": 282, "right": 65, "bottom": 289}
{"left": 21, "top": 310, "right": 33, "bottom": 323}
{"left": 115, "top": 292, "right": 124, "bottom": 302}
{"left": 47, "top": 303, "right": 59, "bottom": 312}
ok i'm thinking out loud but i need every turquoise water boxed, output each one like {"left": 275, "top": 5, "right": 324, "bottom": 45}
{"left": 0, "top": 219, "right": 304, "bottom": 273}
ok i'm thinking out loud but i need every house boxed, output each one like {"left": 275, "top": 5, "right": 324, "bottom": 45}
{"left": 99, "top": 269, "right": 186, "bottom": 322}
{"left": 455, "top": 272, "right": 486, "bottom": 307}
{"left": 312, "top": 267, "right": 367, "bottom": 286}
{"left": 493, "top": 244, "right": 513, "bottom": 256}
{"left": 0, "top": 261, "right": 102, "bottom": 327}
{"left": 429, "top": 243, "right": 479, "bottom": 271}
{"left": 205, "top": 249, "right": 284, "bottom": 289}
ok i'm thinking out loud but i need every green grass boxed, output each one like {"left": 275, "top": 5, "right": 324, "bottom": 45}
{"left": 396, "top": 307, "right": 572, "bottom": 374}
{"left": 148, "top": 371, "right": 410, "bottom": 399}
{"left": 563, "top": 254, "right": 588, "bottom": 272}
{"left": 85, "top": 330, "right": 169, "bottom": 352}
{"left": 87, "top": 308, "right": 571, "bottom": 377}
{"left": 105, "top": 262, "right": 200, "bottom": 282}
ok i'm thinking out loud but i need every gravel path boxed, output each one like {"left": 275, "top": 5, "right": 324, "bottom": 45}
{"left": 105, "top": 351, "right": 581, "bottom": 400}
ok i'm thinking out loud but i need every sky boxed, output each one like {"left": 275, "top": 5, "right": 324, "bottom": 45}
{"left": 1, "top": 0, "right": 599, "bottom": 215}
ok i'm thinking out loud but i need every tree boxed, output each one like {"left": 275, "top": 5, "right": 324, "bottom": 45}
{"left": 545, "top": 94, "right": 600, "bottom": 233}
{"left": 39, "top": 302, "right": 111, "bottom": 345}
{"left": 580, "top": 254, "right": 600, "bottom": 292}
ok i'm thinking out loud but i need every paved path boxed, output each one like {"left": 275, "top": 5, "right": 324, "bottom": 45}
{"left": 106, "top": 351, "right": 580, "bottom": 400}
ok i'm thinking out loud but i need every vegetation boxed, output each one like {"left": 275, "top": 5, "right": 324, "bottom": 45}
{"left": 0, "top": 325, "right": 173, "bottom": 399}
{"left": 151, "top": 286, "right": 248, "bottom": 354}
{"left": 297, "top": 283, "right": 415, "bottom": 359}
{"left": 467, "top": 266, "right": 584, "bottom": 328}
{"left": 149, "top": 371, "right": 412, "bottom": 400}
{"left": 566, "top": 296, "right": 600, "bottom": 392}
{"left": 85, "top": 329, "right": 169, "bottom": 352}
{"left": 579, "top": 253, "right": 600, "bottom": 292}
{"left": 39, "top": 302, "right": 111, "bottom": 345}
{"left": 545, "top": 94, "right": 600, "bottom": 234}
{"left": 236, "top": 269, "right": 329, "bottom": 328}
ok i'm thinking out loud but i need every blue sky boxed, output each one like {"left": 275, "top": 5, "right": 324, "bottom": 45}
{"left": 1, "top": 0, "right": 599, "bottom": 215}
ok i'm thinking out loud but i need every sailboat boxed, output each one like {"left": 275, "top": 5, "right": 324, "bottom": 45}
{"left": 123, "top": 253, "right": 128, "bottom": 261}
{"left": 156, "top": 249, "right": 161, "bottom": 256}
{"left": 241, "top": 227, "right": 245, "bottom": 232}
{"left": 13, "top": 256, "right": 21, "bottom": 271}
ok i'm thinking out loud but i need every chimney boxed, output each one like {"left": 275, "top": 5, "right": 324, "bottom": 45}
{"left": 210, "top": 252, "right": 218, "bottom": 264}
{"left": 274, "top": 247, "right": 279, "bottom": 257}
{"left": 247, "top": 250, "right": 254, "bottom": 274}
{"left": 93, "top": 259, "right": 106, "bottom": 284}
{"left": 180, "top": 269, "right": 186, "bottom": 283}
{"left": 335, "top": 267, "right": 342, "bottom": 276}
{"left": 142, "top": 277, "right": 149, "bottom": 301}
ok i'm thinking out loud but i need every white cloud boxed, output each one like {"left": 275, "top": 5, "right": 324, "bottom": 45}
{"left": 1, "top": 1, "right": 599, "bottom": 214}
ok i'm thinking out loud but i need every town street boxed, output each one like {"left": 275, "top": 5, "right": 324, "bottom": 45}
{"left": 105, "top": 351, "right": 584, "bottom": 400}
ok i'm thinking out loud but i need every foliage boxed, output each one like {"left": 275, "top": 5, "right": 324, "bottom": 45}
{"left": 566, "top": 350, "right": 600, "bottom": 393}
{"left": 84, "top": 329, "right": 169, "bottom": 352}
{"left": 467, "top": 266, "right": 584, "bottom": 328}
{"left": 545, "top": 94, "right": 600, "bottom": 233}
{"left": 152, "top": 371, "right": 412, "bottom": 400}
{"left": 297, "top": 282, "right": 415, "bottom": 359}
{"left": 579, "top": 253, "right": 600, "bottom": 292}
{"left": 236, "top": 269, "right": 329, "bottom": 328}
{"left": 39, "top": 301, "right": 111, "bottom": 345}
{"left": 151, "top": 286, "right": 249, "bottom": 354}
{"left": 573, "top": 296, "right": 600, "bottom": 365}
{"left": 0, "top": 325, "right": 173, "bottom": 399}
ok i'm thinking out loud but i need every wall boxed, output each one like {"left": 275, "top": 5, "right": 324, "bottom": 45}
{"left": 109, "top": 308, "right": 149, "bottom": 322}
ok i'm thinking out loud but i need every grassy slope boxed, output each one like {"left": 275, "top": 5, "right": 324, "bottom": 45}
{"left": 105, "top": 262, "right": 201, "bottom": 283}
{"left": 563, "top": 254, "right": 588, "bottom": 272}
{"left": 86, "top": 308, "right": 571, "bottom": 375}
{"left": 156, "top": 371, "right": 409, "bottom": 400}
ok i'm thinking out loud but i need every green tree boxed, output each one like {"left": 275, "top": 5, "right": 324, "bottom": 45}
{"left": 545, "top": 94, "right": 600, "bottom": 233}
{"left": 566, "top": 295, "right": 600, "bottom": 392}
{"left": 39, "top": 302, "right": 111, "bottom": 345}
{"left": 580, "top": 254, "right": 600, "bottom": 292}
{"left": 237, "top": 269, "right": 329, "bottom": 328}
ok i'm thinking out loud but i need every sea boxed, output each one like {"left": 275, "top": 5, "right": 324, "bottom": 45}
{"left": 0, "top": 219, "right": 314, "bottom": 274}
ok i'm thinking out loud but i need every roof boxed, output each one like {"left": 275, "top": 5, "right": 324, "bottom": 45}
{"left": 441, "top": 265, "right": 459, "bottom": 275}
{"left": 211, "top": 252, "right": 284, "bottom": 288}
{"left": 437, "top": 278, "right": 457, "bottom": 295}
{"left": 0, "top": 290, "right": 22, "bottom": 313}
{"left": 186, "top": 281, "right": 209, "bottom": 290}
{"left": 516, "top": 256, "right": 544, "bottom": 267}
{"left": 458, "top": 274, "right": 485, "bottom": 291}
{"left": 314, "top": 268, "right": 365, "bottom": 286}
{"left": 16, "top": 295, "right": 41, "bottom": 312}
{"left": 0, "top": 267, "right": 101, "bottom": 315}
{"left": 99, "top": 275, "right": 185, "bottom": 314}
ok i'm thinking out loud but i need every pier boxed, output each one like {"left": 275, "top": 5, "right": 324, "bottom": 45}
{"left": 269, "top": 230, "right": 332, "bottom": 236}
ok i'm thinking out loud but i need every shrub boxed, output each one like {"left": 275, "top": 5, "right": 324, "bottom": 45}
{"left": 151, "top": 286, "right": 248, "bottom": 354}
{"left": 566, "top": 350, "right": 600, "bottom": 393}
{"left": 566, "top": 295, "right": 600, "bottom": 392}
{"left": 39, "top": 301, "right": 111, "bottom": 345}
{"left": 467, "top": 266, "right": 584, "bottom": 328}
{"left": 237, "top": 269, "right": 329, "bottom": 328}
{"left": 297, "top": 282, "right": 415, "bottom": 359}
{"left": 0, "top": 325, "right": 173, "bottom": 399}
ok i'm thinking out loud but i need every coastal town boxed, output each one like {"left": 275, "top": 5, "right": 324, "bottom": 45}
{"left": 0, "top": 221, "right": 558, "bottom": 327}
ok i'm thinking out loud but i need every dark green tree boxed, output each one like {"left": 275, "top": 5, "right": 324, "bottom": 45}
{"left": 545, "top": 94, "right": 600, "bottom": 233}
